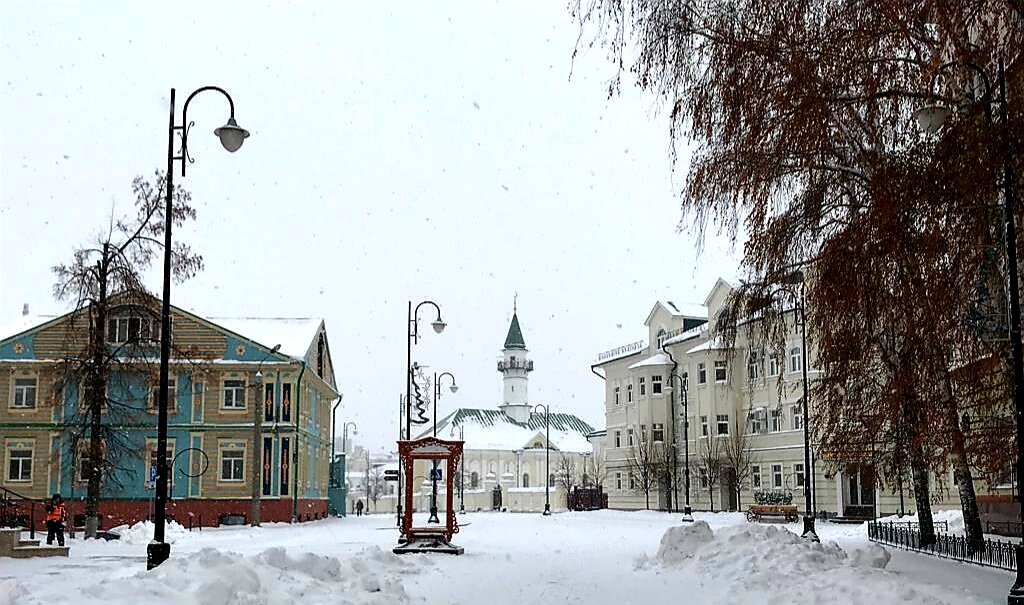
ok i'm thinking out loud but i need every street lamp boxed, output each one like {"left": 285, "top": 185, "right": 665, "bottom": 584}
{"left": 533, "top": 403, "right": 551, "bottom": 515}
{"left": 342, "top": 421, "right": 359, "bottom": 453}
{"left": 428, "top": 371, "right": 457, "bottom": 524}
{"left": 400, "top": 300, "right": 447, "bottom": 530}
{"left": 251, "top": 344, "right": 281, "bottom": 527}
{"left": 779, "top": 269, "right": 818, "bottom": 542}
{"left": 149, "top": 86, "right": 250, "bottom": 571}
{"left": 913, "top": 57, "right": 1023, "bottom": 603}
{"left": 665, "top": 372, "right": 692, "bottom": 522}
{"left": 458, "top": 424, "right": 466, "bottom": 513}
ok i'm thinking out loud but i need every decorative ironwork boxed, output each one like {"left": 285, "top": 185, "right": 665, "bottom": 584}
{"left": 868, "top": 520, "right": 1017, "bottom": 571}
{"left": 597, "top": 340, "right": 646, "bottom": 361}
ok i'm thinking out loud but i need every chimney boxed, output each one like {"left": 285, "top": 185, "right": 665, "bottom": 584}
{"left": 22, "top": 303, "right": 29, "bottom": 316}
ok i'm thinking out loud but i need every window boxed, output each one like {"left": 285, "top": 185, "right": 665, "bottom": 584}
{"left": 78, "top": 381, "right": 106, "bottom": 411}
{"left": 716, "top": 414, "right": 729, "bottom": 436}
{"left": 699, "top": 467, "right": 708, "bottom": 488}
{"left": 790, "top": 346, "right": 803, "bottom": 373}
{"left": 470, "top": 471, "right": 479, "bottom": 489}
{"left": 698, "top": 363, "right": 707, "bottom": 385}
{"left": 489, "top": 462, "right": 496, "bottom": 474}
{"left": 652, "top": 423, "right": 665, "bottom": 443}
{"left": 627, "top": 383, "right": 633, "bottom": 403}
{"left": 793, "top": 463, "right": 805, "bottom": 488}
{"left": 627, "top": 428, "right": 634, "bottom": 447}
{"left": 700, "top": 416, "right": 709, "bottom": 437}
{"left": 615, "top": 472, "right": 622, "bottom": 490}
{"left": 614, "top": 386, "right": 620, "bottom": 405}
{"left": 614, "top": 430, "right": 621, "bottom": 448}
{"left": 220, "top": 449, "right": 245, "bottom": 481}
{"left": 751, "top": 465, "right": 761, "bottom": 488}
{"left": 747, "top": 351, "right": 762, "bottom": 381}
{"left": 149, "top": 377, "right": 178, "bottom": 411}
{"left": 640, "top": 424, "right": 647, "bottom": 443}
{"left": 652, "top": 375, "right": 663, "bottom": 395}
{"left": 772, "top": 464, "right": 783, "bottom": 488}
{"left": 639, "top": 377, "right": 646, "bottom": 396}
{"left": 522, "top": 473, "right": 529, "bottom": 488}
{"left": 222, "top": 379, "right": 246, "bottom": 409}
{"left": 750, "top": 409, "right": 766, "bottom": 434}
{"left": 656, "top": 328, "right": 667, "bottom": 347}
{"left": 106, "top": 313, "right": 160, "bottom": 344}
{"left": 7, "top": 449, "right": 32, "bottom": 481}
{"left": 792, "top": 405, "right": 804, "bottom": 431}
{"left": 12, "top": 378, "right": 37, "bottom": 409}
{"left": 768, "top": 355, "right": 780, "bottom": 377}
{"left": 714, "top": 360, "right": 728, "bottom": 383}
{"left": 770, "top": 409, "right": 783, "bottom": 432}
{"left": 549, "top": 473, "right": 556, "bottom": 487}
{"left": 629, "top": 474, "right": 636, "bottom": 490}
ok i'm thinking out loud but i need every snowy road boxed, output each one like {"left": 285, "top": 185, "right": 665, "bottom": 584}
{"left": 0, "top": 510, "right": 1012, "bottom": 605}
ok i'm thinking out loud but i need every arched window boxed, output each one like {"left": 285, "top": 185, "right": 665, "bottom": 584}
{"left": 106, "top": 306, "right": 161, "bottom": 344}
{"left": 470, "top": 471, "right": 479, "bottom": 489}
{"left": 522, "top": 473, "right": 530, "bottom": 488}
{"left": 656, "top": 328, "right": 667, "bottom": 347}
{"left": 627, "top": 383, "right": 633, "bottom": 403}
{"left": 504, "top": 462, "right": 510, "bottom": 474}
{"left": 488, "top": 462, "right": 496, "bottom": 474}
{"left": 789, "top": 346, "right": 803, "bottom": 373}
{"left": 548, "top": 473, "right": 556, "bottom": 487}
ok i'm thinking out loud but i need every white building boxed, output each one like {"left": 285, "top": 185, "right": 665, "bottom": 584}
{"left": 410, "top": 308, "right": 595, "bottom": 512}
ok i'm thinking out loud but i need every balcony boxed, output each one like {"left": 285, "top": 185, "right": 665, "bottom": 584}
{"left": 497, "top": 359, "right": 534, "bottom": 372}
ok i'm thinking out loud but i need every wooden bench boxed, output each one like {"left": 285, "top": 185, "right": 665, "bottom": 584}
{"left": 746, "top": 504, "right": 799, "bottom": 523}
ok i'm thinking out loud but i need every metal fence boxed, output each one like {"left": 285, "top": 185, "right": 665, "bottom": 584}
{"left": 868, "top": 520, "right": 1018, "bottom": 571}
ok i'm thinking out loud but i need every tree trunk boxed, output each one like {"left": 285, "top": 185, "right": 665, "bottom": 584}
{"left": 909, "top": 442, "right": 935, "bottom": 547}
{"left": 938, "top": 371, "right": 985, "bottom": 553}
{"left": 709, "top": 486, "right": 714, "bottom": 512}
{"left": 85, "top": 253, "right": 109, "bottom": 538}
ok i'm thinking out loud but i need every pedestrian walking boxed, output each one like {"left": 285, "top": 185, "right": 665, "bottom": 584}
{"left": 45, "top": 494, "right": 67, "bottom": 547}
{"left": 356, "top": 499, "right": 364, "bottom": 517}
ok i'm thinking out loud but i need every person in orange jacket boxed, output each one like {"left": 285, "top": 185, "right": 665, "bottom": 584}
{"left": 44, "top": 494, "right": 66, "bottom": 546}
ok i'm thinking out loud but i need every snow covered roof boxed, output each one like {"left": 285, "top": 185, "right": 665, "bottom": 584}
{"left": 644, "top": 301, "right": 707, "bottom": 327}
{"left": 662, "top": 325, "right": 704, "bottom": 347}
{"left": 204, "top": 317, "right": 323, "bottom": 359}
{"left": 426, "top": 408, "right": 595, "bottom": 454}
{"left": 685, "top": 338, "right": 730, "bottom": 354}
{"left": 627, "top": 353, "right": 674, "bottom": 369}
{"left": 0, "top": 314, "right": 59, "bottom": 342}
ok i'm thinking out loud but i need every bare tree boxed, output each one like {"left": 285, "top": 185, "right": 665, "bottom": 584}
{"left": 626, "top": 441, "right": 661, "bottom": 510}
{"left": 51, "top": 173, "right": 203, "bottom": 538}
{"left": 584, "top": 454, "right": 609, "bottom": 489}
{"left": 367, "top": 464, "right": 385, "bottom": 512}
{"left": 721, "top": 416, "right": 758, "bottom": 511}
{"left": 697, "top": 435, "right": 724, "bottom": 512}
{"left": 556, "top": 454, "right": 579, "bottom": 505}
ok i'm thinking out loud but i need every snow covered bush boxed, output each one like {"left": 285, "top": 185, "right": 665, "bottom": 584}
{"left": 753, "top": 488, "right": 793, "bottom": 505}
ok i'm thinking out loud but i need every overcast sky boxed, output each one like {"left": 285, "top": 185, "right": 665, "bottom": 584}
{"left": 0, "top": 1, "right": 742, "bottom": 452}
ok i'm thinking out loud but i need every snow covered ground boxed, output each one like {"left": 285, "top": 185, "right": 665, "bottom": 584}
{"left": 0, "top": 510, "right": 1012, "bottom": 605}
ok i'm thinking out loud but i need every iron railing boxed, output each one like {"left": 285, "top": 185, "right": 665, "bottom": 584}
{"left": 0, "top": 486, "right": 41, "bottom": 539}
{"left": 987, "top": 520, "right": 1023, "bottom": 537}
{"left": 868, "top": 520, "right": 1017, "bottom": 571}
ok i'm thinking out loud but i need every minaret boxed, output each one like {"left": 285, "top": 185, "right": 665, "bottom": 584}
{"left": 498, "top": 299, "right": 533, "bottom": 423}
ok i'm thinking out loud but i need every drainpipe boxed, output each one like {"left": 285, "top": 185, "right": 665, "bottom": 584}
{"left": 590, "top": 364, "right": 605, "bottom": 381}
{"left": 292, "top": 361, "right": 306, "bottom": 522}
{"left": 330, "top": 393, "right": 344, "bottom": 515}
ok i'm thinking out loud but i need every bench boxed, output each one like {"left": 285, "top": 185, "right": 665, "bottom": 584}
{"left": 746, "top": 504, "right": 799, "bottom": 523}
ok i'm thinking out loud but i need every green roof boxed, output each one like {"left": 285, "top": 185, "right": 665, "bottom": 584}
{"left": 504, "top": 312, "right": 526, "bottom": 350}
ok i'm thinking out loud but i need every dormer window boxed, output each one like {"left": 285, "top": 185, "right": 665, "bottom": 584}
{"left": 656, "top": 328, "right": 667, "bottom": 347}
{"left": 107, "top": 308, "right": 161, "bottom": 344}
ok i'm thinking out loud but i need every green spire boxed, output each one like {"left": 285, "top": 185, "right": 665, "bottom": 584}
{"left": 504, "top": 312, "right": 526, "bottom": 350}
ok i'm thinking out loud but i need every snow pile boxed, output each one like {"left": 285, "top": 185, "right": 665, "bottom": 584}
{"left": 107, "top": 519, "right": 190, "bottom": 545}
{"left": 875, "top": 508, "right": 965, "bottom": 534}
{"left": 640, "top": 522, "right": 986, "bottom": 604}
{"left": 0, "top": 580, "right": 24, "bottom": 605}
{"left": 58, "top": 546, "right": 413, "bottom": 605}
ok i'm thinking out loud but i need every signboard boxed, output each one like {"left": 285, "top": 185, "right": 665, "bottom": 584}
{"left": 429, "top": 467, "right": 443, "bottom": 481}
{"left": 384, "top": 469, "right": 399, "bottom": 482}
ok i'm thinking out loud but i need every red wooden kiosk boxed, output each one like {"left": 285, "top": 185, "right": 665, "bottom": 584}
{"left": 394, "top": 436, "right": 465, "bottom": 555}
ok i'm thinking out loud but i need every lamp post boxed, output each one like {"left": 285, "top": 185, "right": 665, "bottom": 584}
{"left": 779, "top": 270, "right": 817, "bottom": 542}
{"left": 533, "top": 404, "right": 551, "bottom": 515}
{"left": 458, "top": 424, "right": 466, "bottom": 513}
{"left": 251, "top": 344, "right": 281, "bottom": 527}
{"left": 342, "top": 421, "right": 358, "bottom": 454}
{"left": 329, "top": 393, "right": 345, "bottom": 515}
{"left": 914, "top": 57, "right": 1022, "bottom": 603}
{"left": 401, "top": 300, "right": 446, "bottom": 531}
{"left": 149, "top": 86, "right": 250, "bottom": 570}
{"left": 666, "top": 372, "right": 692, "bottom": 522}
{"left": 428, "top": 371, "right": 457, "bottom": 523}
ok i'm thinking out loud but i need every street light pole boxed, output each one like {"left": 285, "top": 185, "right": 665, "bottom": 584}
{"left": 459, "top": 424, "right": 466, "bottom": 513}
{"left": 429, "top": 371, "right": 457, "bottom": 524}
{"left": 149, "top": 86, "right": 249, "bottom": 571}
{"left": 533, "top": 404, "right": 551, "bottom": 515}
{"left": 250, "top": 345, "right": 281, "bottom": 528}
{"left": 796, "top": 279, "right": 818, "bottom": 542}
{"left": 666, "top": 372, "right": 692, "bottom": 522}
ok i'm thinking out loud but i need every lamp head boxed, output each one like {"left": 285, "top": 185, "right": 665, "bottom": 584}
{"left": 214, "top": 117, "right": 250, "bottom": 152}
{"left": 449, "top": 384, "right": 459, "bottom": 394}
{"left": 913, "top": 104, "right": 950, "bottom": 135}
{"left": 255, "top": 370, "right": 263, "bottom": 384}
{"left": 431, "top": 318, "right": 447, "bottom": 334}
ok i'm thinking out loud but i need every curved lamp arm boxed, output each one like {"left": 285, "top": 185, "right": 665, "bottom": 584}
{"left": 177, "top": 85, "right": 249, "bottom": 176}
{"left": 411, "top": 300, "right": 445, "bottom": 343}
